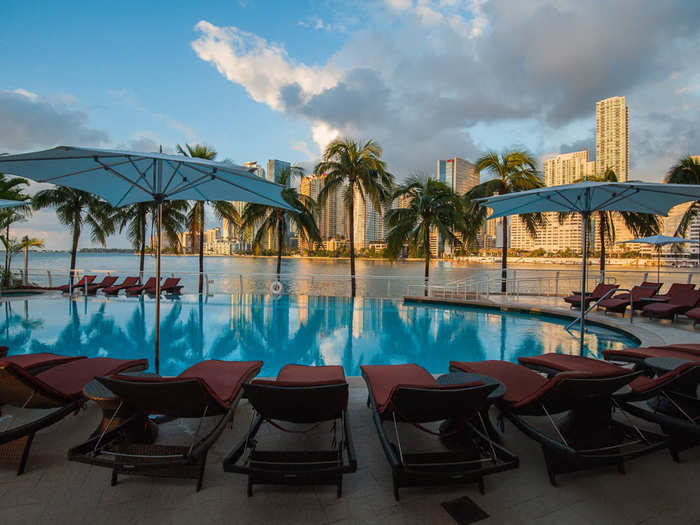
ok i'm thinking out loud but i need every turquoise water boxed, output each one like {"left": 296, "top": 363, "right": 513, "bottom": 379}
{"left": 0, "top": 294, "right": 638, "bottom": 377}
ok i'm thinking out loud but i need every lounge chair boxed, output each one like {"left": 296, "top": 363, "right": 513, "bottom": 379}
{"left": 0, "top": 357, "right": 147, "bottom": 474}
{"left": 686, "top": 307, "right": 700, "bottom": 326}
{"left": 361, "top": 363, "right": 518, "bottom": 500}
{"left": 152, "top": 277, "right": 183, "bottom": 295}
{"left": 598, "top": 285, "right": 659, "bottom": 315}
{"left": 223, "top": 364, "right": 356, "bottom": 497}
{"left": 124, "top": 277, "right": 158, "bottom": 296}
{"left": 517, "top": 353, "right": 699, "bottom": 460}
{"left": 0, "top": 352, "right": 86, "bottom": 373}
{"left": 642, "top": 289, "right": 700, "bottom": 320}
{"left": 102, "top": 276, "right": 139, "bottom": 296}
{"left": 602, "top": 344, "right": 700, "bottom": 366}
{"left": 69, "top": 360, "right": 262, "bottom": 491}
{"left": 450, "top": 360, "right": 666, "bottom": 485}
{"left": 651, "top": 283, "right": 696, "bottom": 302}
{"left": 610, "top": 282, "right": 662, "bottom": 302}
{"left": 55, "top": 275, "right": 96, "bottom": 293}
{"left": 563, "top": 283, "right": 619, "bottom": 309}
{"left": 85, "top": 275, "right": 119, "bottom": 295}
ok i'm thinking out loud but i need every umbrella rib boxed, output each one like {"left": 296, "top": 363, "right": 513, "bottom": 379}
{"left": 94, "top": 158, "right": 154, "bottom": 196}
{"left": 40, "top": 158, "right": 134, "bottom": 183}
{"left": 161, "top": 161, "right": 184, "bottom": 195}
{"left": 550, "top": 190, "right": 582, "bottom": 211}
{"left": 126, "top": 157, "right": 156, "bottom": 193}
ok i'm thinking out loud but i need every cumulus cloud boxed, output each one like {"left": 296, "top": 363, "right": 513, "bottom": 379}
{"left": 192, "top": 0, "right": 700, "bottom": 180}
{"left": 0, "top": 90, "right": 109, "bottom": 151}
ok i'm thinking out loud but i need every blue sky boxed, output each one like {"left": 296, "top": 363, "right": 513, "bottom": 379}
{"left": 2, "top": 0, "right": 699, "bottom": 248}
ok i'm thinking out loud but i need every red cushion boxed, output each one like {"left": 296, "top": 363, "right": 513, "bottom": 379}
{"left": 604, "top": 346, "right": 700, "bottom": 362}
{"left": 178, "top": 360, "right": 263, "bottom": 403}
{"left": 630, "top": 362, "right": 700, "bottom": 395}
{"left": 275, "top": 364, "right": 345, "bottom": 384}
{"left": 451, "top": 360, "right": 547, "bottom": 405}
{"left": 36, "top": 357, "right": 147, "bottom": 399}
{"left": 519, "top": 354, "right": 628, "bottom": 375}
{"left": 361, "top": 364, "right": 436, "bottom": 413}
{"left": 161, "top": 278, "right": 181, "bottom": 288}
{"left": 0, "top": 353, "right": 85, "bottom": 370}
{"left": 686, "top": 308, "right": 700, "bottom": 321}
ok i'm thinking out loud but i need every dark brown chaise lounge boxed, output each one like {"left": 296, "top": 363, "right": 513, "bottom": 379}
{"left": 55, "top": 275, "right": 96, "bottom": 293}
{"left": 642, "top": 289, "right": 700, "bottom": 320}
{"left": 517, "top": 353, "right": 700, "bottom": 460}
{"left": 361, "top": 363, "right": 518, "bottom": 500}
{"left": 0, "top": 357, "right": 148, "bottom": 474}
{"left": 85, "top": 275, "right": 119, "bottom": 295}
{"left": 686, "top": 307, "right": 700, "bottom": 326}
{"left": 69, "top": 360, "right": 262, "bottom": 491}
{"left": 563, "top": 283, "right": 619, "bottom": 309}
{"left": 0, "top": 351, "right": 85, "bottom": 374}
{"left": 650, "top": 283, "right": 696, "bottom": 303}
{"left": 223, "top": 364, "right": 356, "bottom": 497}
{"left": 603, "top": 344, "right": 700, "bottom": 366}
{"left": 450, "top": 360, "right": 666, "bottom": 485}
{"left": 610, "top": 282, "right": 662, "bottom": 302}
{"left": 102, "top": 276, "right": 139, "bottom": 296}
{"left": 124, "top": 277, "right": 158, "bottom": 296}
{"left": 150, "top": 277, "right": 183, "bottom": 295}
{"left": 598, "top": 285, "right": 659, "bottom": 315}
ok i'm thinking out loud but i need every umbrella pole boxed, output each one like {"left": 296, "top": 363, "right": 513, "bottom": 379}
{"left": 657, "top": 246, "right": 661, "bottom": 284}
{"left": 579, "top": 211, "right": 589, "bottom": 355}
{"left": 155, "top": 203, "right": 162, "bottom": 375}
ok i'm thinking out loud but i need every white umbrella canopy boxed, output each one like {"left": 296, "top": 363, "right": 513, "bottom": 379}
{"left": 0, "top": 146, "right": 294, "bottom": 373}
{"left": 476, "top": 181, "right": 700, "bottom": 354}
{"left": 619, "top": 235, "right": 699, "bottom": 283}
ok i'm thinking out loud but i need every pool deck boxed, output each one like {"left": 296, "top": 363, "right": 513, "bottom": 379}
{"left": 0, "top": 292, "right": 699, "bottom": 524}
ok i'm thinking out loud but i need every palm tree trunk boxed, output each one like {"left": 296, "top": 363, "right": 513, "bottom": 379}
{"left": 424, "top": 236, "right": 430, "bottom": 297}
{"left": 501, "top": 216, "right": 508, "bottom": 293}
{"left": 4, "top": 223, "right": 9, "bottom": 281}
{"left": 70, "top": 224, "right": 80, "bottom": 285}
{"left": 24, "top": 245, "right": 28, "bottom": 286}
{"left": 276, "top": 215, "right": 284, "bottom": 279}
{"left": 599, "top": 214, "right": 606, "bottom": 282}
{"left": 139, "top": 216, "right": 146, "bottom": 283}
{"left": 198, "top": 204, "right": 204, "bottom": 295}
{"left": 348, "top": 183, "right": 356, "bottom": 297}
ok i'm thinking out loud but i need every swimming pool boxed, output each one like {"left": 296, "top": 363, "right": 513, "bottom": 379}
{"left": 0, "top": 294, "right": 639, "bottom": 376}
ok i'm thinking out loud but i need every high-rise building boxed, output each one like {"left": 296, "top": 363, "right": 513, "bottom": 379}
{"left": 298, "top": 173, "right": 347, "bottom": 247}
{"left": 242, "top": 161, "right": 265, "bottom": 179}
{"left": 510, "top": 150, "right": 595, "bottom": 253}
{"left": 596, "top": 96, "right": 629, "bottom": 181}
{"left": 436, "top": 157, "right": 478, "bottom": 195}
{"left": 353, "top": 187, "right": 384, "bottom": 249}
{"left": 266, "top": 159, "right": 291, "bottom": 183}
{"left": 660, "top": 155, "right": 700, "bottom": 259}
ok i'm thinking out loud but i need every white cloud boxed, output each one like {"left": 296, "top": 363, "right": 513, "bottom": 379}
{"left": 290, "top": 139, "right": 315, "bottom": 160}
{"left": 13, "top": 88, "right": 38, "bottom": 101}
{"left": 385, "top": 0, "right": 413, "bottom": 10}
{"left": 310, "top": 122, "right": 340, "bottom": 154}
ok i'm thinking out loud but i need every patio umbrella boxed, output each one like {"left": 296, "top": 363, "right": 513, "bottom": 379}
{"left": 475, "top": 181, "right": 700, "bottom": 354}
{"left": 0, "top": 199, "right": 27, "bottom": 209}
{"left": 0, "top": 146, "right": 293, "bottom": 372}
{"left": 618, "top": 235, "right": 699, "bottom": 283}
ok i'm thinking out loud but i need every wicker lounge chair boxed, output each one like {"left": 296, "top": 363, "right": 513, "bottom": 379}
{"left": 450, "top": 360, "right": 666, "bottom": 485}
{"left": 642, "top": 289, "right": 700, "bottom": 320}
{"left": 603, "top": 344, "right": 700, "bottom": 366}
{"left": 102, "top": 276, "right": 139, "bottom": 296}
{"left": 563, "top": 283, "right": 619, "bottom": 309}
{"left": 69, "top": 360, "right": 262, "bottom": 491}
{"left": 153, "top": 277, "right": 183, "bottom": 295}
{"left": 85, "top": 275, "right": 119, "bottom": 295}
{"left": 517, "top": 353, "right": 699, "bottom": 460}
{"left": 224, "top": 364, "right": 356, "bottom": 497}
{"left": 124, "top": 277, "right": 158, "bottom": 296}
{"left": 598, "top": 285, "right": 659, "bottom": 315}
{"left": 0, "top": 357, "right": 147, "bottom": 474}
{"left": 55, "top": 275, "right": 96, "bottom": 293}
{"left": 361, "top": 363, "right": 518, "bottom": 500}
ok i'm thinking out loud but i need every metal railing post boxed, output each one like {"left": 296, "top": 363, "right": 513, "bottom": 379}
{"left": 47, "top": 270, "right": 52, "bottom": 288}
{"left": 239, "top": 274, "right": 243, "bottom": 294}
{"left": 554, "top": 271, "right": 560, "bottom": 296}
{"left": 68, "top": 270, "right": 73, "bottom": 296}
{"left": 205, "top": 273, "right": 209, "bottom": 295}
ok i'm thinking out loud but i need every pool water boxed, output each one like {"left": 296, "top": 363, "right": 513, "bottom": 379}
{"left": 0, "top": 294, "right": 638, "bottom": 377}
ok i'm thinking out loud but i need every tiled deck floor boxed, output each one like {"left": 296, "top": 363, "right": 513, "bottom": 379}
{"left": 1, "top": 386, "right": 699, "bottom": 524}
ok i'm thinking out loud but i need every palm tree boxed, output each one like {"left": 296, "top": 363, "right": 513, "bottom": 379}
{"left": 117, "top": 201, "right": 187, "bottom": 281}
{"left": 560, "top": 168, "right": 660, "bottom": 279}
{"left": 33, "top": 188, "right": 115, "bottom": 282}
{"left": 666, "top": 156, "right": 700, "bottom": 262}
{"left": 0, "top": 172, "right": 31, "bottom": 278}
{"left": 315, "top": 138, "right": 394, "bottom": 296}
{"left": 176, "top": 144, "right": 241, "bottom": 293}
{"left": 385, "top": 176, "right": 465, "bottom": 295}
{"left": 242, "top": 167, "right": 321, "bottom": 278}
{"left": 20, "top": 236, "right": 44, "bottom": 285}
{"left": 466, "top": 150, "right": 546, "bottom": 292}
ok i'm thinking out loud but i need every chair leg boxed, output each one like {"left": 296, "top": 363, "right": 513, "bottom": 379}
{"left": 337, "top": 475, "right": 343, "bottom": 498}
{"left": 393, "top": 474, "right": 400, "bottom": 501}
{"left": 478, "top": 476, "right": 485, "bottom": 495}
{"left": 196, "top": 453, "right": 208, "bottom": 492}
{"left": 543, "top": 452, "right": 558, "bottom": 487}
{"left": 617, "top": 460, "right": 625, "bottom": 475}
{"left": 111, "top": 468, "right": 118, "bottom": 486}
{"left": 247, "top": 477, "right": 253, "bottom": 497}
{"left": 17, "top": 433, "right": 35, "bottom": 476}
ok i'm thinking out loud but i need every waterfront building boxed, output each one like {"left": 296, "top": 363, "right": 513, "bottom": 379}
{"left": 660, "top": 155, "right": 700, "bottom": 259}
{"left": 596, "top": 96, "right": 629, "bottom": 181}
{"left": 242, "top": 161, "right": 265, "bottom": 179}
{"left": 266, "top": 159, "right": 291, "bottom": 183}
{"left": 353, "top": 186, "right": 384, "bottom": 249}
{"left": 510, "top": 150, "right": 594, "bottom": 253}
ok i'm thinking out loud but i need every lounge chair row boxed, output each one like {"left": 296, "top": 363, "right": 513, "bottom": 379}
{"left": 0, "top": 346, "right": 698, "bottom": 500}
{"left": 49, "top": 275, "right": 183, "bottom": 296}
{"left": 564, "top": 281, "right": 700, "bottom": 324}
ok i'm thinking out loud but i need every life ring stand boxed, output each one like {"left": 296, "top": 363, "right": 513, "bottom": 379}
{"left": 270, "top": 280, "right": 283, "bottom": 295}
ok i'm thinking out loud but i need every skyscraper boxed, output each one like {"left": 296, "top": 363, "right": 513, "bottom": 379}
{"left": 266, "top": 159, "right": 291, "bottom": 183}
{"left": 298, "top": 173, "right": 347, "bottom": 245}
{"left": 510, "top": 150, "right": 595, "bottom": 253}
{"left": 353, "top": 187, "right": 384, "bottom": 249}
{"left": 242, "top": 161, "right": 265, "bottom": 179}
{"left": 595, "top": 96, "right": 629, "bottom": 181}
{"left": 436, "top": 157, "right": 478, "bottom": 195}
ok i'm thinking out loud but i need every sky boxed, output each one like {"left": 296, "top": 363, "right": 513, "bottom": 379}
{"left": 1, "top": 0, "right": 699, "bottom": 249}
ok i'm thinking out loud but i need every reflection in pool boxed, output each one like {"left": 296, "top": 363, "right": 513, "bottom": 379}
{"left": 0, "top": 294, "right": 638, "bottom": 376}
